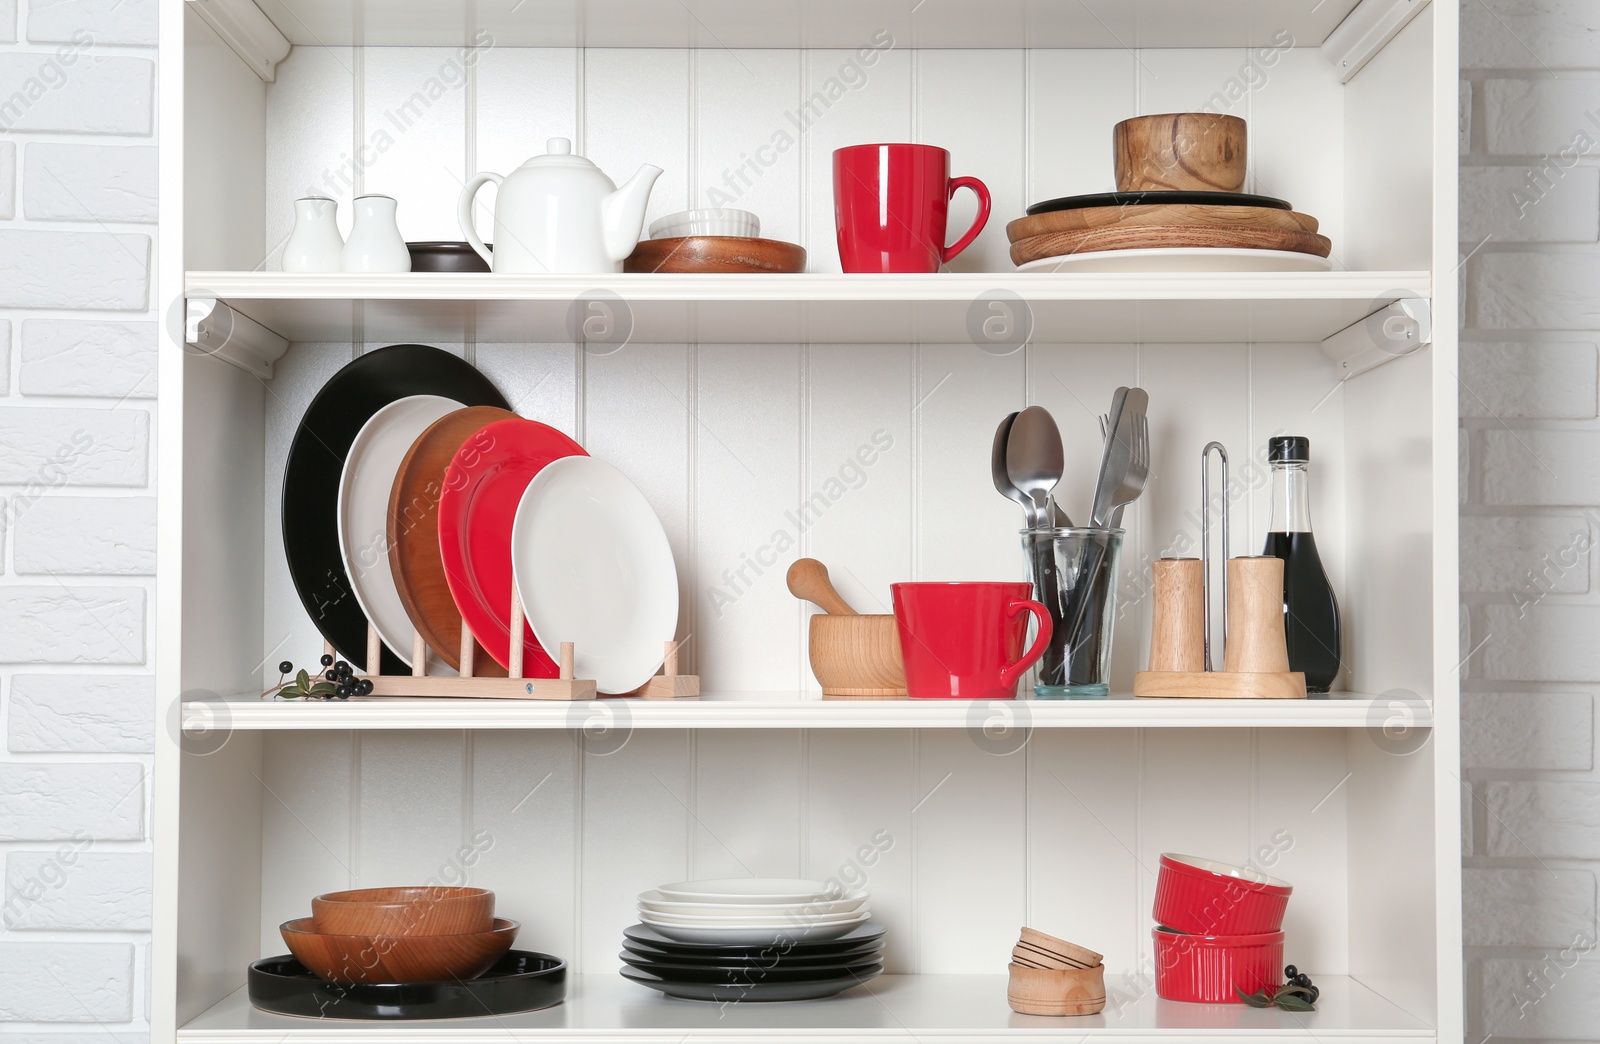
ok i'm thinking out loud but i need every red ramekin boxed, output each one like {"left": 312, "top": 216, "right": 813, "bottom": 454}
{"left": 1153, "top": 853, "right": 1292, "bottom": 937}
{"left": 1152, "top": 926, "right": 1284, "bottom": 1003}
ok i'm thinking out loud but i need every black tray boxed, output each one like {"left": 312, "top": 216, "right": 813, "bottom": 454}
{"left": 620, "top": 963, "right": 881, "bottom": 1002}
{"left": 248, "top": 950, "right": 565, "bottom": 1020}
{"left": 1025, "top": 190, "right": 1292, "bottom": 215}
{"left": 622, "top": 921, "right": 886, "bottom": 955}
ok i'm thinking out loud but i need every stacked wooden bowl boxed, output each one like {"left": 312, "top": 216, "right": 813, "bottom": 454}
{"left": 1006, "top": 927, "right": 1106, "bottom": 1016}
{"left": 1008, "top": 114, "right": 1331, "bottom": 269}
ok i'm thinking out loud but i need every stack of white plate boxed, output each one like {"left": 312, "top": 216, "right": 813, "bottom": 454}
{"left": 636, "top": 878, "right": 871, "bottom": 946}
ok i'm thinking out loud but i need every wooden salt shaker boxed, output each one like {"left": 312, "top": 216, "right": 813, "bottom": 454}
{"left": 1223, "top": 556, "right": 1292, "bottom": 674}
{"left": 1148, "top": 557, "right": 1205, "bottom": 672}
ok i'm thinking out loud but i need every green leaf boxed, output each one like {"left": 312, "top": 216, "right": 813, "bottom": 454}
{"left": 276, "top": 685, "right": 302, "bottom": 699}
{"left": 297, "top": 669, "right": 311, "bottom": 689}
{"left": 1275, "top": 984, "right": 1311, "bottom": 998}
{"left": 1274, "top": 994, "right": 1316, "bottom": 1012}
{"left": 1235, "top": 987, "right": 1273, "bottom": 1008}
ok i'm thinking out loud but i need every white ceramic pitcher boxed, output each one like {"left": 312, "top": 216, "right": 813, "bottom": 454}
{"left": 457, "top": 138, "right": 662, "bottom": 274}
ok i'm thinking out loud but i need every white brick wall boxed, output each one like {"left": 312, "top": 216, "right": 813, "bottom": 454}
{"left": 0, "top": 3, "right": 155, "bottom": 1043}
{"left": 1465, "top": 4, "right": 1600, "bottom": 1040}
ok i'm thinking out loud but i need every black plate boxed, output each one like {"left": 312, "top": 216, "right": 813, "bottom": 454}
{"left": 282, "top": 344, "right": 509, "bottom": 673}
{"left": 247, "top": 950, "right": 565, "bottom": 1020}
{"left": 1024, "top": 190, "right": 1292, "bottom": 215}
{"left": 622, "top": 921, "right": 887, "bottom": 955}
{"left": 620, "top": 963, "right": 881, "bottom": 1002}
{"left": 622, "top": 939, "right": 884, "bottom": 967}
{"left": 621, "top": 954, "right": 883, "bottom": 984}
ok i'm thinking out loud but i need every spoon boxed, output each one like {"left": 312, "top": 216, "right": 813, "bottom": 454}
{"left": 1006, "top": 406, "right": 1066, "bottom": 530}
{"left": 785, "top": 559, "right": 859, "bottom": 616}
{"left": 991, "top": 411, "right": 1033, "bottom": 526}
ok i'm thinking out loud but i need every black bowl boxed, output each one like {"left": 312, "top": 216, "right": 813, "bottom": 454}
{"left": 407, "top": 241, "right": 492, "bottom": 273}
{"left": 247, "top": 950, "right": 565, "bottom": 1020}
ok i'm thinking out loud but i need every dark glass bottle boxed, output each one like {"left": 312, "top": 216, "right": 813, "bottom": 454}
{"left": 1262, "top": 436, "right": 1341, "bottom": 692}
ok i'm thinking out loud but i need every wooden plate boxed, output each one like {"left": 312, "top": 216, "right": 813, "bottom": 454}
{"left": 625, "top": 236, "right": 807, "bottom": 273}
{"left": 1010, "top": 225, "right": 1332, "bottom": 266}
{"left": 387, "top": 405, "right": 516, "bottom": 675}
{"left": 1006, "top": 204, "right": 1318, "bottom": 242}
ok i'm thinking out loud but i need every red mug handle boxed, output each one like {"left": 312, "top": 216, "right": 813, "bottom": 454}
{"left": 999, "top": 598, "right": 1054, "bottom": 691}
{"left": 941, "top": 175, "right": 992, "bottom": 263}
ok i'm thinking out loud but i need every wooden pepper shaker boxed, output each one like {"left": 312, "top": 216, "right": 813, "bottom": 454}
{"left": 1148, "top": 557, "right": 1205, "bottom": 672}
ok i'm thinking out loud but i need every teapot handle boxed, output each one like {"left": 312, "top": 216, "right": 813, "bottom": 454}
{"left": 457, "top": 172, "right": 503, "bottom": 268}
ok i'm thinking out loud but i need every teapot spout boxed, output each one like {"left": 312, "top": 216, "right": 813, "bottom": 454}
{"left": 601, "top": 164, "right": 664, "bottom": 261}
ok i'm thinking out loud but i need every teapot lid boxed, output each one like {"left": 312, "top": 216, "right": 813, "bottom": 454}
{"left": 523, "top": 137, "right": 603, "bottom": 171}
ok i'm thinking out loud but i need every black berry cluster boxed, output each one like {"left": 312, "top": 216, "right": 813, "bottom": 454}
{"left": 267, "top": 654, "right": 375, "bottom": 700}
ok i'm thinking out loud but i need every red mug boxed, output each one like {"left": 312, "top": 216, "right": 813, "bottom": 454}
{"left": 833, "top": 144, "right": 992, "bottom": 273}
{"left": 890, "top": 582, "right": 1052, "bottom": 699}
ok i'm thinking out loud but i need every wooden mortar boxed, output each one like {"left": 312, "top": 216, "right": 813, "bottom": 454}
{"left": 1113, "top": 113, "right": 1247, "bottom": 193}
{"left": 808, "top": 614, "right": 906, "bottom": 698}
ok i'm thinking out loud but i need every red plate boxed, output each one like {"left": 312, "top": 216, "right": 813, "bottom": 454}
{"left": 437, "top": 418, "right": 587, "bottom": 672}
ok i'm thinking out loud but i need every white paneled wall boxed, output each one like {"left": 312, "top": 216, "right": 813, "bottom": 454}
{"left": 261, "top": 43, "right": 1349, "bottom": 273}
{"left": 258, "top": 726, "right": 1351, "bottom": 977}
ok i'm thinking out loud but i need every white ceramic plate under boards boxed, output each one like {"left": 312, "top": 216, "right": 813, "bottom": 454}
{"left": 511, "top": 456, "right": 680, "bottom": 694}
{"left": 1017, "top": 248, "right": 1333, "bottom": 273}
{"left": 336, "top": 394, "right": 463, "bottom": 670}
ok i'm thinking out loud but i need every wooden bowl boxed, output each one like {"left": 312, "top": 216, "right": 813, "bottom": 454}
{"left": 808, "top": 614, "right": 906, "bottom": 698}
{"left": 281, "top": 916, "right": 518, "bottom": 983}
{"left": 1007, "top": 962, "right": 1107, "bottom": 1017}
{"left": 311, "top": 886, "right": 494, "bottom": 937}
{"left": 624, "top": 236, "right": 807, "bottom": 274}
{"left": 1113, "top": 113, "right": 1247, "bottom": 194}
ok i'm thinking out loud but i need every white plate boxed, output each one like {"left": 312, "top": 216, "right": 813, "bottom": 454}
{"left": 511, "top": 457, "right": 680, "bottom": 694}
{"left": 1017, "top": 248, "right": 1333, "bottom": 273}
{"left": 654, "top": 878, "right": 835, "bottom": 904}
{"left": 336, "top": 394, "right": 464, "bottom": 670}
{"left": 637, "top": 890, "right": 867, "bottom": 918}
{"left": 640, "top": 911, "right": 872, "bottom": 946}
{"left": 639, "top": 908, "right": 871, "bottom": 929}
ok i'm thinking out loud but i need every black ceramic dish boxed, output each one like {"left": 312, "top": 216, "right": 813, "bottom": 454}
{"left": 621, "top": 939, "right": 884, "bottom": 967}
{"left": 247, "top": 951, "right": 566, "bottom": 1020}
{"left": 621, "top": 954, "right": 885, "bottom": 984}
{"left": 1025, "top": 190, "right": 1293, "bottom": 215}
{"left": 622, "top": 921, "right": 887, "bottom": 955}
{"left": 407, "top": 242, "right": 492, "bottom": 274}
{"left": 282, "top": 344, "right": 509, "bottom": 673}
{"left": 619, "top": 963, "right": 881, "bottom": 1002}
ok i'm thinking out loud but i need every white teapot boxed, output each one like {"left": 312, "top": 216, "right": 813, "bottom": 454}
{"left": 458, "top": 138, "right": 662, "bottom": 274}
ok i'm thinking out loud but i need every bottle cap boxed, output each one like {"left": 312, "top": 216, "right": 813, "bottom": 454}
{"left": 1268, "top": 435, "right": 1309, "bottom": 462}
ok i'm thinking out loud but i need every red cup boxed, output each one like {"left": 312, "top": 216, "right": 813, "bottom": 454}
{"left": 890, "top": 581, "right": 1051, "bottom": 699}
{"left": 833, "top": 144, "right": 991, "bottom": 273}
{"left": 1153, "top": 853, "right": 1292, "bottom": 937}
{"left": 1152, "top": 926, "right": 1284, "bottom": 1003}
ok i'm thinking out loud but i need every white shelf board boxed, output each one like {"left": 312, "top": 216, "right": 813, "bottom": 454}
{"left": 186, "top": 271, "right": 1431, "bottom": 348}
{"left": 182, "top": 690, "right": 1430, "bottom": 731}
{"left": 181, "top": 973, "right": 1433, "bottom": 1043}
{"left": 248, "top": 0, "right": 1364, "bottom": 50}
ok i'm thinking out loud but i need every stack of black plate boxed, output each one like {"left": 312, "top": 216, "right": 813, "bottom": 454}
{"left": 620, "top": 922, "right": 887, "bottom": 1002}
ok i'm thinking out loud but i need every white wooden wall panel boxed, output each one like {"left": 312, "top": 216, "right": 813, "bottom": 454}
{"left": 915, "top": 49, "right": 1025, "bottom": 275}
{"left": 357, "top": 732, "right": 469, "bottom": 883}
{"left": 1248, "top": 48, "right": 1345, "bottom": 268}
{"left": 258, "top": 732, "right": 356, "bottom": 951}
{"left": 264, "top": 48, "right": 356, "bottom": 270}
{"left": 692, "top": 50, "right": 804, "bottom": 243}
{"left": 473, "top": 47, "right": 580, "bottom": 201}
{"left": 584, "top": 50, "right": 692, "bottom": 235}
{"left": 913, "top": 732, "right": 1028, "bottom": 972}
{"left": 692, "top": 731, "right": 805, "bottom": 879}
{"left": 363, "top": 48, "right": 470, "bottom": 242}
{"left": 472, "top": 732, "right": 581, "bottom": 964}
{"left": 1026, "top": 730, "right": 1144, "bottom": 984}
{"left": 693, "top": 345, "right": 803, "bottom": 689}
{"left": 579, "top": 732, "right": 691, "bottom": 970}
{"left": 1026, "top": 51, "right": 1135, "bottom": 204}
{"left": 1136, "top": 48, "right": 1246, "bottom": 119}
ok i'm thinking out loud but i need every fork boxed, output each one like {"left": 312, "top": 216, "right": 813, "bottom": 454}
{"left": 1105, "top": 412, "right": 1149, "bottom": 529}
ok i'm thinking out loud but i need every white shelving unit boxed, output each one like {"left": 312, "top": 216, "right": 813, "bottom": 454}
{"left": 155, "top": 0, "right": 1461, "bottom": 1042}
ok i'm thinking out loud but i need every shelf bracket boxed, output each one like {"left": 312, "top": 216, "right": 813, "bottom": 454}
{"left": 1321, "top": 0, "right": 1429, "bottom": 83}
{"left": 1321, "top": 296, "right": 1431, "bottom": 380}
{"left": 186, "top": 296, "right": 290, "bottom": 379}
{"left": 186, "top": 0, "right": 291, "bottom": 82}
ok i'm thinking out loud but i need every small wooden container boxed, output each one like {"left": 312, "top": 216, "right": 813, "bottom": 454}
{"left": 1007, "top": 962, "right": 1106, "bottom": 1017}
{"left": 1148, "top": 557, "right": 1205, "bottom": 673}
{"left": 809, "top": 614, "right": 907, "bottom": 698}
{"left": 1224, "top": 556, "right": 1292, "bottom": 674}
{"left": 1113, "top": 113, "right": 1247, "bottom": 193}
